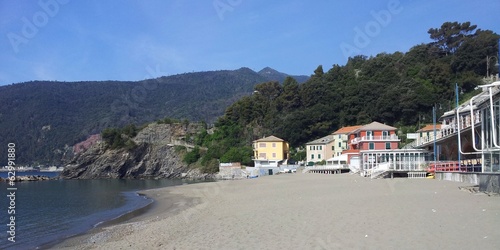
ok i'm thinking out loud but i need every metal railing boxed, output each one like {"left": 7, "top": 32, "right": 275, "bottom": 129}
{"left": 412, "top": 111, "right": 481, "bottom": 147}
{"left": 351, "top": 134, "right": 399, "bottom": 144}
{"left": 310, "top": 164, "right": 349, "bottom": 170}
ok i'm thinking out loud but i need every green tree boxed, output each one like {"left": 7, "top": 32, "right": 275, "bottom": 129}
{"left": 428, "top": 21, "right": 477, "bottom": 54}
{"left": 183, "top": 146, "right": 201, "bottom": 164}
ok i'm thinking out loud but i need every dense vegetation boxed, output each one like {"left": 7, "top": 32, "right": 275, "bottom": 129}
{"left": 101, "top": 124, "right": 140, "bottom": 150}
{"left": 194, "top": 22, "right": 499, "bottom": 167}
{"left": 0, "top": 68, "right": 307, "bottom": 165}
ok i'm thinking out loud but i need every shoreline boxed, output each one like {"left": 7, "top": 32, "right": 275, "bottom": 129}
{"left": 49, "top": 183, "right": 203, "bottom": 249}
{"left": 51, "top": 174, "right": 500, "bottom": 249}
{"left": 40, "top": 192, "right": 155, "bottom": 250}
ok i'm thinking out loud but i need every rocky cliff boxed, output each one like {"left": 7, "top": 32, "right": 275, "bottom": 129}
{"left": 60, "top": 123, "right": 213, "bottom": 179}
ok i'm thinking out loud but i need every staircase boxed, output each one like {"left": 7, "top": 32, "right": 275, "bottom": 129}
{"left": 348, "top": 164, "right": 360, "bottom": 174}
{"left": 370, "top": 169, "right": 390, "bottom": 179}
{"left": 367, "top": 162, "right": 391, "bottom": 179}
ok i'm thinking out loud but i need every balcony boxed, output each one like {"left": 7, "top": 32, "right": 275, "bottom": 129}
{"left": 350, "top": 134, "right": 400, "bottom": 144}
{"left": 413, "top": 110, "right": 481, "bottom": 148}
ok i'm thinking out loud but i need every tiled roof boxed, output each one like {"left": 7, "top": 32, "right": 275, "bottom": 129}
{"left": 332, "top": 125, "right": 363, "bottom": 135}
{"left": 353, "top": 121, "right": 396, "bottom": 132}
{"left": 254, "top": 135, "right": 285, "bottom": 142}
{"left": 417, "top": 124, "right": 442, "bottom": 132}
{"left": 306, "top": 135, "right": 334, "bottom": 145}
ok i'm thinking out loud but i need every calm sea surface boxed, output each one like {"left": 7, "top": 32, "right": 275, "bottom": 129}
{"left": 0, "top": 172, "right": 198, "bottom": 249}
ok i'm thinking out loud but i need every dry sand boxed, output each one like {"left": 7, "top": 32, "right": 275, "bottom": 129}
{"left": 52, "top": 173, "right": 500, "bottom": 250}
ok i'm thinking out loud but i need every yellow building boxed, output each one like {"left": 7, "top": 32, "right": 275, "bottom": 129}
{"left": 253, "top": 135, "right": 290, "bottom": 167}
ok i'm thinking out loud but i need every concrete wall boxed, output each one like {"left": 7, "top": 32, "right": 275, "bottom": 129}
{"left": 435, "top": 172, "right": 479, "bottom": 185}
{"left": 478, "top": 174, "right": 500, "bottom": 193}
{"left": 435, "top": 172, "right": 500, "bottom": 193}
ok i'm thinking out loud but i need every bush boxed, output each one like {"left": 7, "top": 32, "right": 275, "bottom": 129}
{"left": 101, "top": 124, "right": 141, "bottom": 150}
{"left": 201, "top": 158, "right": 219, "bottom": 173}
{"left": 183, "top": 146, "right": 200, "bottom": 164}
{"left": 220, "top": 146, "right": 253, "bottom": 165}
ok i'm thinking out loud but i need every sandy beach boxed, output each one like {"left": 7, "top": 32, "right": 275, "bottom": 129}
{"left": 52, "top": 173, "right": 500, "bottom": 250}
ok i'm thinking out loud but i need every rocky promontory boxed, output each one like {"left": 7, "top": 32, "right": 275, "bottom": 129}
{"left": 60, "top": 123, "right": 214, "bottom": 180}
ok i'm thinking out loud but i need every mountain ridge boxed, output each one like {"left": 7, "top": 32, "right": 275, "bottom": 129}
{"left": 0, "top": 67, "right": 308, "bottom": 166}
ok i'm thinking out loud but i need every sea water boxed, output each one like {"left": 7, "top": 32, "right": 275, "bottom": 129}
{"left": 0, "top": 173, "right": 196, "bottom": 249}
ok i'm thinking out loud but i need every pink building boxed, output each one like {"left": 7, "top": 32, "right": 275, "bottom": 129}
{"left": 343, "top": 121, "right": 400, "bottom": 165}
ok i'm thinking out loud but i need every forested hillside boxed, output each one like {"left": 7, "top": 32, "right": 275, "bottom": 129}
{"left": 0, "top": 67, "right": 307, "bottom": 165}
{"left": 194, "top": 22, "right": 499, "bottom": 169}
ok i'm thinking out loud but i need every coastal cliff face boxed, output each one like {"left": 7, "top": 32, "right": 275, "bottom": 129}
{"left": 60, "top": 123, "right": 212, "bottom": 179}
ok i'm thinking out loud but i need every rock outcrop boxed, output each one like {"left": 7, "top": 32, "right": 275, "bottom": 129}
{"left": 60, "top": 123, "right": 213, "bottom": 180}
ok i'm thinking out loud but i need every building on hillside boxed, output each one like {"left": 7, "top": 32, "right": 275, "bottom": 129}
{"left": 332, "top": 125, "right": 362, "bottom": 157}
{"left": 305, "top": 135, "right": 335, "bottom": 165}
{"left": 252, "top": 135, "right": 290, "bottom": 168}
{"left": 415, "top": 124, "right": 442, "bottom": 147}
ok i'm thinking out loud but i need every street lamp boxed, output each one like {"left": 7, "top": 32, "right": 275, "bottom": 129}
{"left": 455, "top": 83, "right": 461, "bottom": 171}
{"left": 433, "top": 106, "right": 437, "bottom": 163}
{"left": 486, "top": 55, "right": 499, "bottom": 78}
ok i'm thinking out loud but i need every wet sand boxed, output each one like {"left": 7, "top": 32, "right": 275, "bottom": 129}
{"left": 52, "top": 173, "right": 500, "bottom": 249}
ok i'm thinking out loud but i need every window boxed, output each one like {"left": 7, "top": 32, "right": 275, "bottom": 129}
{"left": 369, "top": 142, "right": 374, "bottom": 150}
{"left": 332, "top": 146, "right": 334, "bottom": 150}
{"left": 259, "top": 153, "right": 266, "bottom": 159}
{"left": 318, "top": 154, "right": 321, "bottom": 159}
{"left": 338, "top": 142, "right": 342, "bottom": 148}
{"left": 367, "top": 131, "right": 373, "bottom": 139}
{"left": 311, "top": 154, "right": 314, "bottom": 159}
{"left": 272, "top": 143, "right": 276, "bottom": 148}
{"left": 338, "top": 135, "right": 341, "bottom": 139}
{"left": 272, "top": 153, "right": 276, "bottom": 158}
{"left": 318, "top": 146, "right": 322, "bottom": 150}
{"left": 259, "top": 143, "right": 266, "bottom": 148}
{"left": 386, "top": 142, "right": 391, "bottom": 149}
{"left": 383, "top": 131, "right": 389, "bottom": 137}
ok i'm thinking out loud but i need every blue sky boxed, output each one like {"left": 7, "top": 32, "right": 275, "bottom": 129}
{"left": 1, "top": 0, "right": 499, "bottom": 85}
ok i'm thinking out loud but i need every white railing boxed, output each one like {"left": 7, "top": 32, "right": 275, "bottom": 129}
{"left": 408, "top": 172, "right": 427, "bottom": 178}
{"left": 410, "top": 110, "right": 482, "bottom": 148}
{"left": 351, "top": 134, "right": 399, "bottom": 144}
{"left": 349, "top": 164, "right": 360, "bottom": 174}
{"left": 368, "top": 162, "right": 391, "bottom": 179}
{"left": 363, "top": 162, "right": 429, "bottom": 179}
{"left": 310, "top": 164, "right": 349, "bottom": 170}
